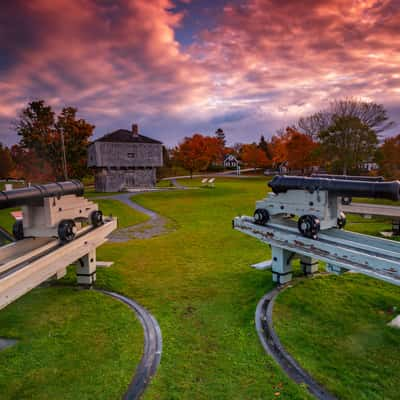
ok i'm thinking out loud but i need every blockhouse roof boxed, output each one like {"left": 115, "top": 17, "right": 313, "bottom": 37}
{"left": 94, "top": 129, "right": 162, "bottom": 144}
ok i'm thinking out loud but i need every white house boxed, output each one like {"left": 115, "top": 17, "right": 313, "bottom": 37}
{"left": 223, "top": 154, "right": 239, "bottom": 168}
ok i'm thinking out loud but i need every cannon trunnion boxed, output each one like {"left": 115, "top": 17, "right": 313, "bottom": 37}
{"left": 0, "top": 181, "right": 103, "bottom": 243}
{"left": 254, "top": 175, "right": 400, "bottom": 239}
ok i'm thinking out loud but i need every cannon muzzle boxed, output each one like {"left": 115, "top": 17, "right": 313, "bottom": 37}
{"left": 311, "top": 174, "right": 384, "bottom": 182}
{"left": 269, "top": 175, "right": 400, "bottom": 201}
{"left": 0, "top": 180, "right": 84, "bottom": 209}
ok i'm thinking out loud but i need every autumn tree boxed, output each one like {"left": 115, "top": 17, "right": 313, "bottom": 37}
{"left": 270, "top": 128, "right": 319, "bottom": 172}
{"left": 173, "top": 134, "right": 224, "bottom": 178}
{"left": 15, "top": 100, "right": 94, "bottom": 180}
{"left": 376, "top": 134, "right": 400, "bottom": 179}
{"left": 10, "top": 145, "right": 55, "bottom": 182}
{"left": 54, "top": 107, "right": 94, "bottom": 179}
{"left": 318, "top": 115, "right": 378, "bottom": 174}
{"left": 0, "top": 143, "right": 14, "bottom": 178}
{"left": 285, "top": 128, "right": 319, "bottom": 171}
{"left": 240, "top": 143, "right": 269, "bottom": 169}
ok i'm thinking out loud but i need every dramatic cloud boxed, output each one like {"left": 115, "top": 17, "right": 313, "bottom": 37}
{"left": 0, "top": 0, "right": 399, "bottom": 146}
{"left": 190, "top": 0, "right": 400, "bottom": 126}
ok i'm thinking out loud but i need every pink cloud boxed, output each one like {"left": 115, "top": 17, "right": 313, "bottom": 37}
{"left": 0, "top": 0, "right": 399, "bottom": 146}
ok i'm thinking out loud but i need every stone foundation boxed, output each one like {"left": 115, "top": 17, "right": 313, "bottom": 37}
{"left": 94, "top": 168, "right": 157, "bottom": 192}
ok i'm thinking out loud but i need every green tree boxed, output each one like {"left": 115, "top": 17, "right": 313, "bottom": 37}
{"left": 0, "top": 143, "right": 14, "bottom": 178}
{"left": 15, "top": 100, "right": 94, "bottom": 180}
{"left": 298, "top": 99, "right": 394, "bottom": 138}
{"left": 318, "top": 115, "right": 378, "bottom": 174}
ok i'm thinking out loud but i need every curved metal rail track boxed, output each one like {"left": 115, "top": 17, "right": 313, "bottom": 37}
{"left": 255, "top": 285, "right": 337, "bottom": 400}
{"left": 99, "top": 290, "right": 162, "bottom": 400}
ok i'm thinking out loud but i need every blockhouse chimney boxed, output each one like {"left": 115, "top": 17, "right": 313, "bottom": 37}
{"left": 132, "top": 123, "right": 139, "bottom": 136}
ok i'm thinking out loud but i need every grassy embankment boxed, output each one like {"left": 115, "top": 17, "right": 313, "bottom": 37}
{"left": 0, "top": 287, "right": 143, "bottom": 400}
{"left": 0, "top": 177, "right": 399, "bottom": 399}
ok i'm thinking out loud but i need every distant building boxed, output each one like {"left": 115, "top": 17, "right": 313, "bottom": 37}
{"left": 88, "top": 123, "right": 163, "bottom": 192}
{"left": 223, "top": 154, "right": 239, "bottom": 168}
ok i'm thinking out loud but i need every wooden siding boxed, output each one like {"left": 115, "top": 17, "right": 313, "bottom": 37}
{"left": 88, "top": 142, "right": 163, "bottom": 168}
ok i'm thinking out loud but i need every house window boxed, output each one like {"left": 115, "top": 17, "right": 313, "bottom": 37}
{"left": 127, "top": 153, "right": 135, "bottom": 158}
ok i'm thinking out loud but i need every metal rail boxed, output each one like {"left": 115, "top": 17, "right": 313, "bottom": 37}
{"left": 0, "top": 218, "right": 117, "bottom": 310}
{"left": 233, "top": 216, "right": 400, "bottom": 286}
{"left": 343, "top": 202, "right": 400, "bottom": 218}
{"left": 99, "top": 290, "right": 162, "bottom": 400}
{"left": 255, "top": 285, "right": 337, "bottom": 400}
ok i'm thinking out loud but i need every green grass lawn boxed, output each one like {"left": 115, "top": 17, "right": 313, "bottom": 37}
{"left": 274, "top": 275, "right": 400, "bottom": 400}
{"left": 0, "top": 286, "right": 143, "bottom": 400}
{"left": 156, "top": 180, "right": 175, "bottom": 188}
{"left": 1, "top": 177, "right": 400, "bottom": 399}
{"left": 92, "top": 178, "right": 311, "bottom": 399}
{"left": 96, "top": 199, "right": 149, "bottom": 228}
{"left": 84, "top": 188, "right": 120, "bottom": 198}
{"left": 0, "top": 207, "right": 19, "bottom": 233}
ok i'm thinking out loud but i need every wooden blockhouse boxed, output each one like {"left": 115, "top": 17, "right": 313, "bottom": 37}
{"left": 88, "top": 124, "right": 163, "bottom": 192}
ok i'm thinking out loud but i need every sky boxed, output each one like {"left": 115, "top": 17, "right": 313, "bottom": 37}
{"left": 1, "top": 0, "right": 399, "bottom": 147}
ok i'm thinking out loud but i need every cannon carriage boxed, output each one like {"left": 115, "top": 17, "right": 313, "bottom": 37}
{"left": 0, "top": 181, "right": 103, "bottom": 243}
{"left": 254, "top": 175, "right": 400, "bottom": 239}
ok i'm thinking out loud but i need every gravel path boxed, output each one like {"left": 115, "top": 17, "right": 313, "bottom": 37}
{"left": 95, "top": 192, "right": 173, "bottom": 242}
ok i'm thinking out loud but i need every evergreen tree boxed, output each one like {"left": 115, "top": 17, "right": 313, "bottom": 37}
{"left": 215, "top": 128, "right": 226, "bottom": 146}
{"left": 258, "top": 135, "right": 271, "bottom": 159}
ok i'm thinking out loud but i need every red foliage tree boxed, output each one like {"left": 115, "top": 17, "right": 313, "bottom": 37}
{"left": 240, "top": 143, "right": 269, "bottom": 169}
{"left": 0, "top": 143, "right": 14, "bottom": 178}
{"left": 377, "top": 134, "right": 400, "bottom": 179}
{"left": 10, "top": 145, "right": 55, "bottom": 182}
{"left": 173, "top": 134, "right": 224, "bottom": 177}
{"left": 270, "top": 127, "right": 319, "bottom": 172}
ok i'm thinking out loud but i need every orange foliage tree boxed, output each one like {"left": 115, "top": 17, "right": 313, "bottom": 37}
{"left": 270, "top": 127, "right": 319, "bottom": 172}
{"left": 173, "top": 134, "right": 224, "bottom": 177}
{"left": 10, "top": 145, "right": 55, "bottom": 182}
{"left": 240, "top": 143, "right": 269, "bottom": 169}
{"left": 377, "top": 134, "right": 400, "bottom": 179}
{"left": 0, "top": 143, "right": 14, "bottom": 178}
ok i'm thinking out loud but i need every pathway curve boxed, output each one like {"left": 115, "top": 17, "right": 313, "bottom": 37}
{"left": 98, "top": 289, "right": 162, "bottom": 400}
{"left": 255, "top": 283, "right": 337, "bottom": 400}
{"left": 95, "top": 192, "right": 173, "bottom": 242}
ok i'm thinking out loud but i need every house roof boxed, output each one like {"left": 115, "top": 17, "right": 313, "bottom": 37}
{"left": 94, "top": 129, "right": 162, "bottom": 144}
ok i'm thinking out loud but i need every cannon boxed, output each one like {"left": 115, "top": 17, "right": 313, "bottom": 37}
{"left": 311, "top": 173, "right": 384, "bottom": 182}
{"left": 0, "top": 181, "right": 103, "bottom": 243}
{"left": 254, "top": 175, "right": 400, "bottom": 239}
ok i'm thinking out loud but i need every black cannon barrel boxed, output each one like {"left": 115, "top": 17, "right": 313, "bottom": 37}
{"left": 0, "top": 180, "right": 84, "bottom": 209}
{"left": 311, "top": 173, "right": 384, "bottom": 182}
{"left": 269, "top": 175, "right": 400, "bottom": 201}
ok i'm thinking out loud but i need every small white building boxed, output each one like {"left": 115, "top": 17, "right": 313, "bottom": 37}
{"left": 224, "top": 154, "right": 239, "bottom": 168}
